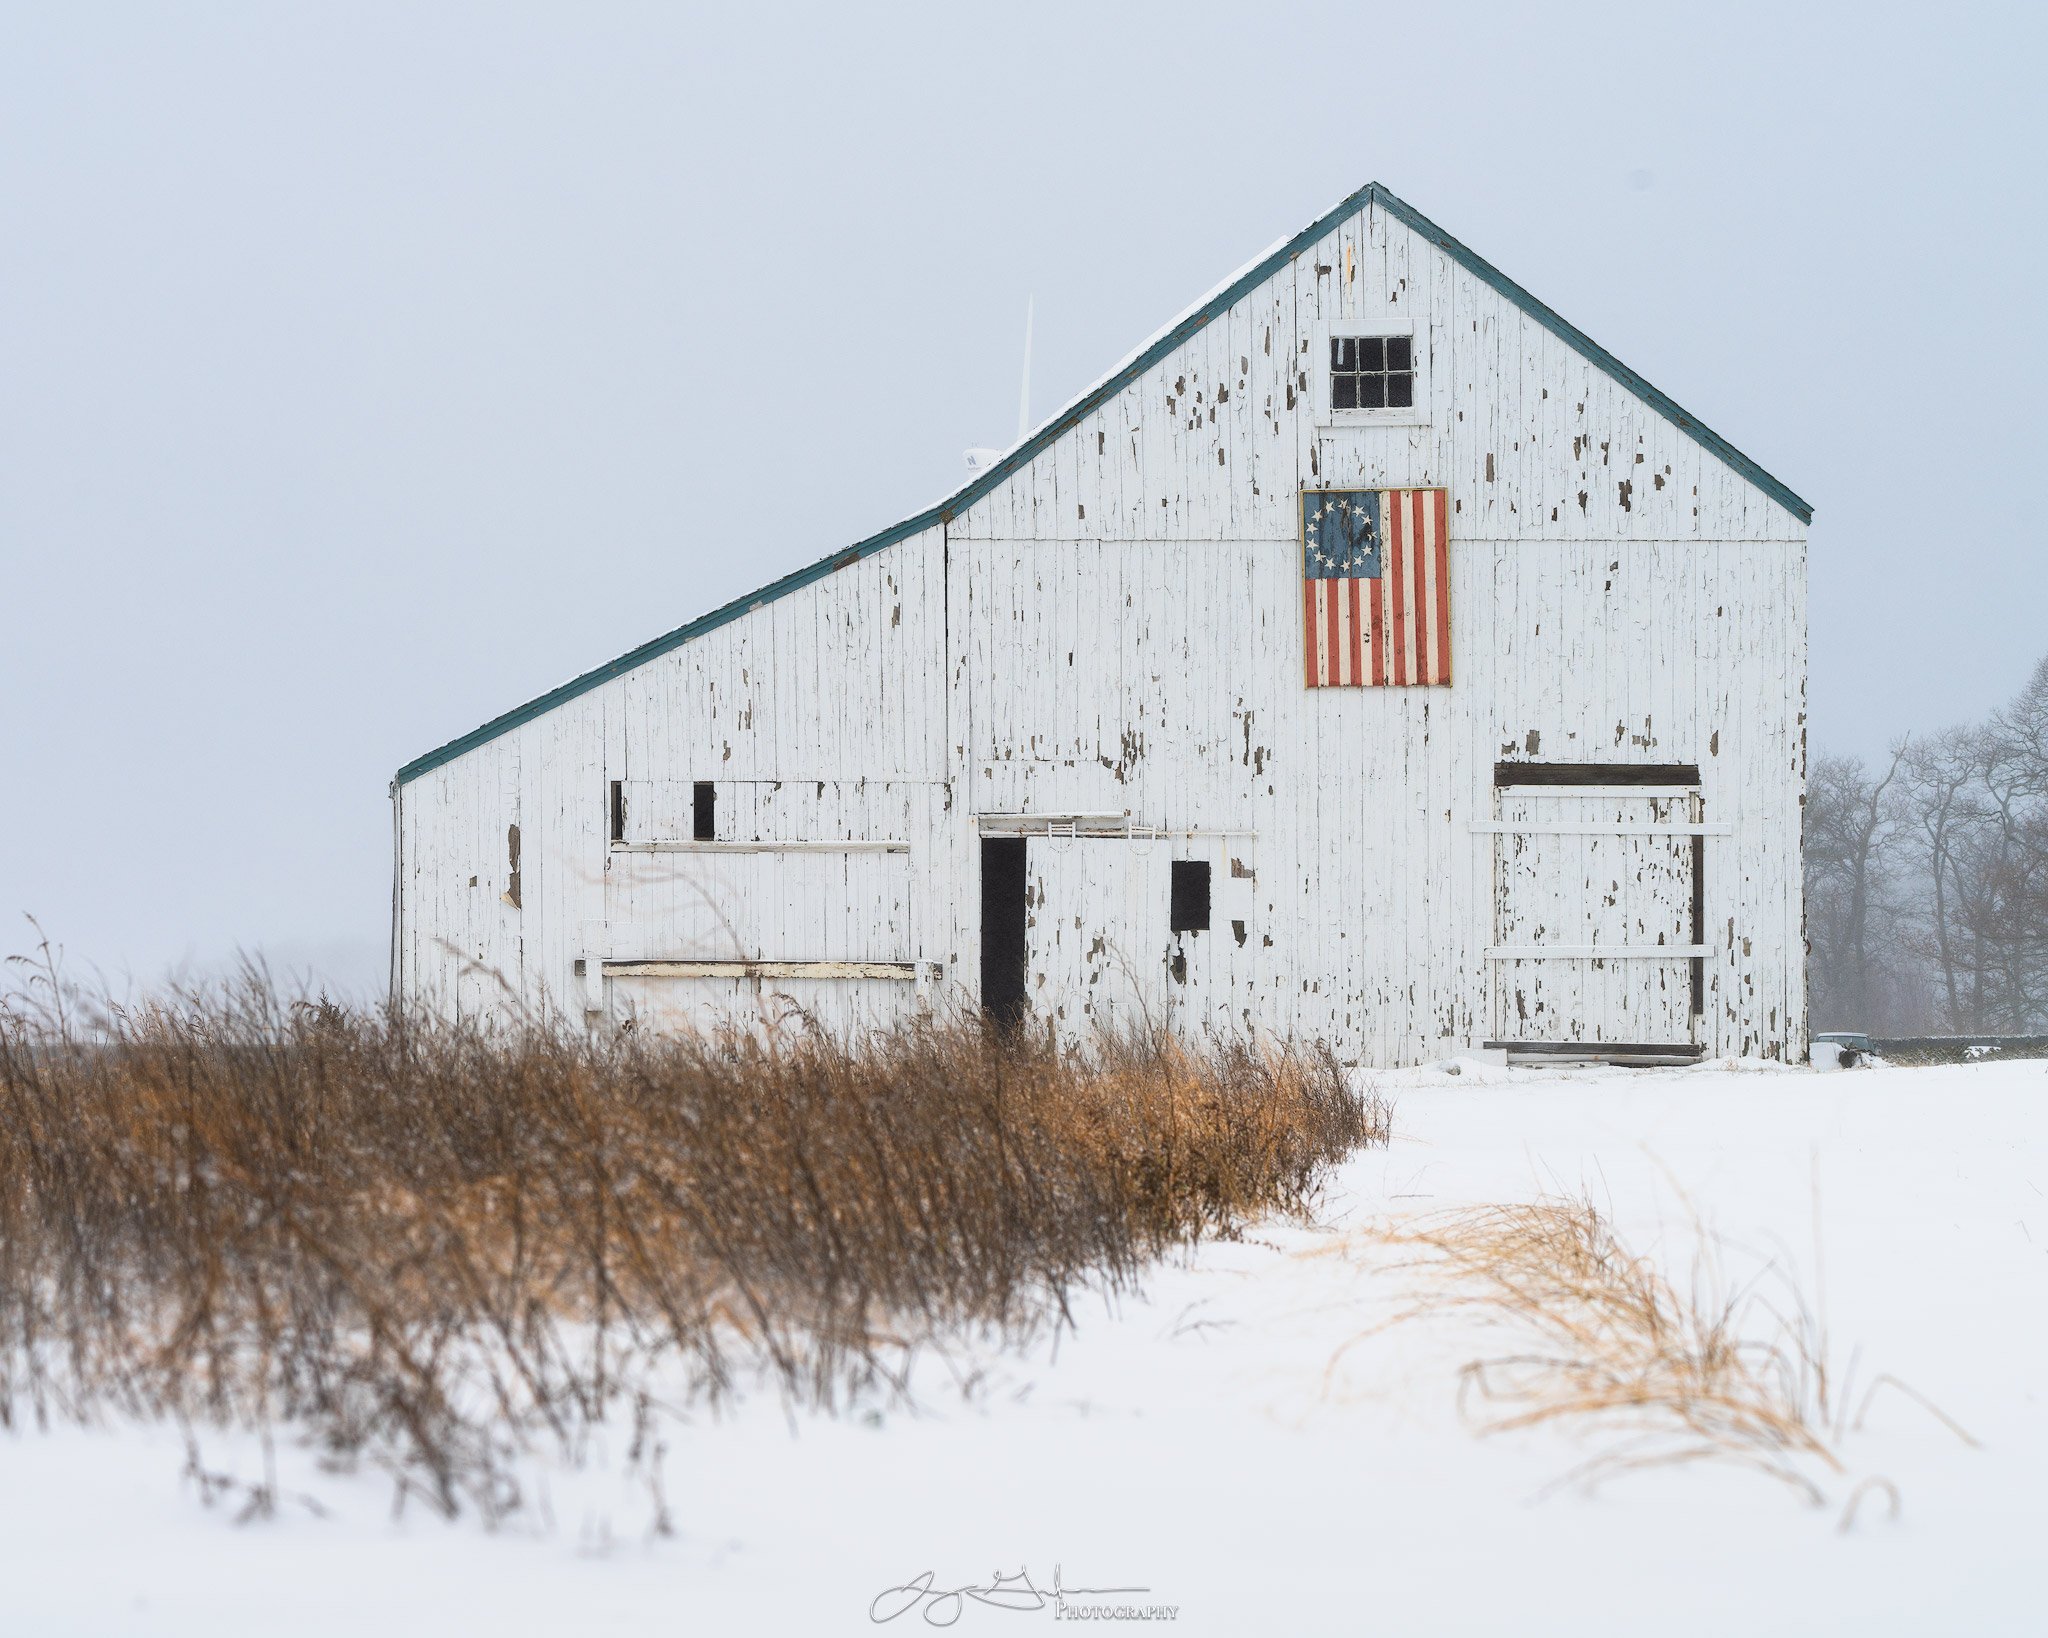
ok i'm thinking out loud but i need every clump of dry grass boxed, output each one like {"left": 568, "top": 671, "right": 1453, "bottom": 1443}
{"left": 1348, "top": 1195, "right": 1974, "bottom": 1514}
{"left": 0, "top": 962, "right": 1384, "bottom": 1520}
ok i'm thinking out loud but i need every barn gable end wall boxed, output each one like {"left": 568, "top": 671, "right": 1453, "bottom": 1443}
{"left": 393, "top": 189, "right": 1807, "bottom": 1063}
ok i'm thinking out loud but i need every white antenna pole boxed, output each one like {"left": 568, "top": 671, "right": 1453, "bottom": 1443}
{"left": 1016, "top": 295, "right": 1034, "bottom": 445}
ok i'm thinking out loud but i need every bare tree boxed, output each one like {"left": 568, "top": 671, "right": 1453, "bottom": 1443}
{"left": 1890, "top": 659, "right": 2048, "bottom": 1034}
{"left": 1974, "top": 657, "right": 2048, "bottom": 1026}
{"left": 1804, "top": 745, "right": 1909, "bottom": 1029}
{"left": 1901, "top": 728, "right": 1985, "bottom": 1028}
{"left": 1808, "top": 654, "right": 2048, "bottom": 1037}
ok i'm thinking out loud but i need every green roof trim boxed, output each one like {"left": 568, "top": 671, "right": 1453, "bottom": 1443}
{"left": 1369, "top": 188, "right": 1813, "bottom": 527}
{"left": 395, "top": 181, "right": 1810, "bottom": 787}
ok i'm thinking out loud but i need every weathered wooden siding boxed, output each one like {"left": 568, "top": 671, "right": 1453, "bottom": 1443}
{"left": 951, "top": 531, "right": 1803, "bottom": 1062}
{"left": 394, "top": 532, "right": 960, "bottom": 1024}
{"left": 395, "top": 194, "right": 1807, "bottom": 1063}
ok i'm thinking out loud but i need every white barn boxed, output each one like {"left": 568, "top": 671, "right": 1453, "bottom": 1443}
{"left": 391, "top": 182, "right": 1810, "bottom": 1066}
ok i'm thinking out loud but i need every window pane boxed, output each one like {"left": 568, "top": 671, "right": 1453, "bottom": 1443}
{"left": 1359, "top": 375, "right": 1386, "bottom": 409}
{"left": 1331, "top": 337, "right": 1354, "bottom": 370}
{"left": 1357, "top": 335, "right": 1385, "bottom": 371}
{"left": 1385, "top": 334, "right": 1412, "bottom": 372}
{"left": 1386, "top": 372, "right": 1414, "bottom": 408}
{"left": 1332, "top": 373, "right": 1357, "bottom": 410}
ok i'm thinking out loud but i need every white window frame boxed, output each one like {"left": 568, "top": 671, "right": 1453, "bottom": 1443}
{"left": 1311, "top": 316, "right": 1429, "bottom": 429}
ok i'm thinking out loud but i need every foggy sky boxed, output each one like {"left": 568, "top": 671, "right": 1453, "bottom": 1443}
{"left": 3, "top": 1, "right": 2043, "bottom": 999}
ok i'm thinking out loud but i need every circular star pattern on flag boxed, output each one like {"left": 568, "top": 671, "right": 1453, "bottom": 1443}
{"left": 1307, "top": 494, "right": 1379, "bottom": 575}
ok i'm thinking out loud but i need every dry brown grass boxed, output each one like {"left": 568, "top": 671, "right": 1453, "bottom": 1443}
{"left": 0, "top": 965, "right": 1384, "bottom": 1519}
{"left": 1347, "top": 1197, "right": 1897, "bottom": 1505}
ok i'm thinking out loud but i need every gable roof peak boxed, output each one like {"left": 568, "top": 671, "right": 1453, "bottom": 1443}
{"left": 395, "top": 180, "right": 1808, "bottom": 786}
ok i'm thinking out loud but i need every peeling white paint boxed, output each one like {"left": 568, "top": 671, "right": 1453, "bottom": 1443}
{"left": 392, "top": 199, "right": 1806, "bottom": 1065}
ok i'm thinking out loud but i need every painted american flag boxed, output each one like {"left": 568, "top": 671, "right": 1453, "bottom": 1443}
{"left": 1301, "top": 487, "right": 1451, "bottom": 688}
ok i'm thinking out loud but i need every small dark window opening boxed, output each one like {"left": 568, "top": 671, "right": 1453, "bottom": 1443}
{"left": 692, "top": 781, "right": 716, "bottom": 841}
{"left": 1169, "top": 860, "right": 1211, "bottom": 933}
{"left": 609, "top": 779, "right": 627, "bottom": 843}
{"left": 1330, "top": 333, "right": 1414, "bottom": 411}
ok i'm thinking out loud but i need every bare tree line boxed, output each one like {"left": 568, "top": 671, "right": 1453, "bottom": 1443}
{"left": 1806, "top": 654, "right": 2048, "bottom": 1033}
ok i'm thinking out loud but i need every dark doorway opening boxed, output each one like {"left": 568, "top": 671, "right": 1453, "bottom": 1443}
{"left": 980, "top": 837, "right": 1028, "bottom": 1027}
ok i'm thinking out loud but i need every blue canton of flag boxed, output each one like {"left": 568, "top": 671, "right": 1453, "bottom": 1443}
{"left": 1302, "top": 490, "right": 1382, "bottom": 579}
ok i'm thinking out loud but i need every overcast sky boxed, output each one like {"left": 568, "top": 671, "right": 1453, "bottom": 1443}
{"left": 3, "top": 2, "right": 2042, "bottom": 1000}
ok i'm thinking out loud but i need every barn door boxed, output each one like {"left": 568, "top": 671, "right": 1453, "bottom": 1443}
{"left": 1025, "top": 837, "right": 1176, "bottom": 1040}
{"left": 1488, "top": 785, "right": 1703, "bottom": 1058}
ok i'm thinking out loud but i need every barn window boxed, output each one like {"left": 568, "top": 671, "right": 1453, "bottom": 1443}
{"left": 692, "top": 781, "right": 716, "bottom": 841}
{"left": 1169, "top": 860, "right": 1211, "bottom": 933}
{"left": 1330, "top": 334, "right": 1414, "bottom": 410}
{"left": 609, "top": 779, "right": 627, "bottom": 843}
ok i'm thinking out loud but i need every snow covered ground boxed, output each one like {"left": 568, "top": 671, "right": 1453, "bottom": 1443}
{"left": 3, "top": 1057, "right": 2041, "bottom": 1635}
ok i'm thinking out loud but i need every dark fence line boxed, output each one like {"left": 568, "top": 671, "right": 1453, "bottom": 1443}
{"left": 1869, "top": 1035, "right": 2048, "bottom": 1066}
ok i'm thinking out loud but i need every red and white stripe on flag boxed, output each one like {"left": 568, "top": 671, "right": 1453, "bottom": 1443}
{"left": 1302, "top": 486, "right": 1451, "bottom": 688}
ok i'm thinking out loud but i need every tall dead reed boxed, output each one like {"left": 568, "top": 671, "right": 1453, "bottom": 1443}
{"left": 0, "top": 971, "right": 1381, "bottom": 1518}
